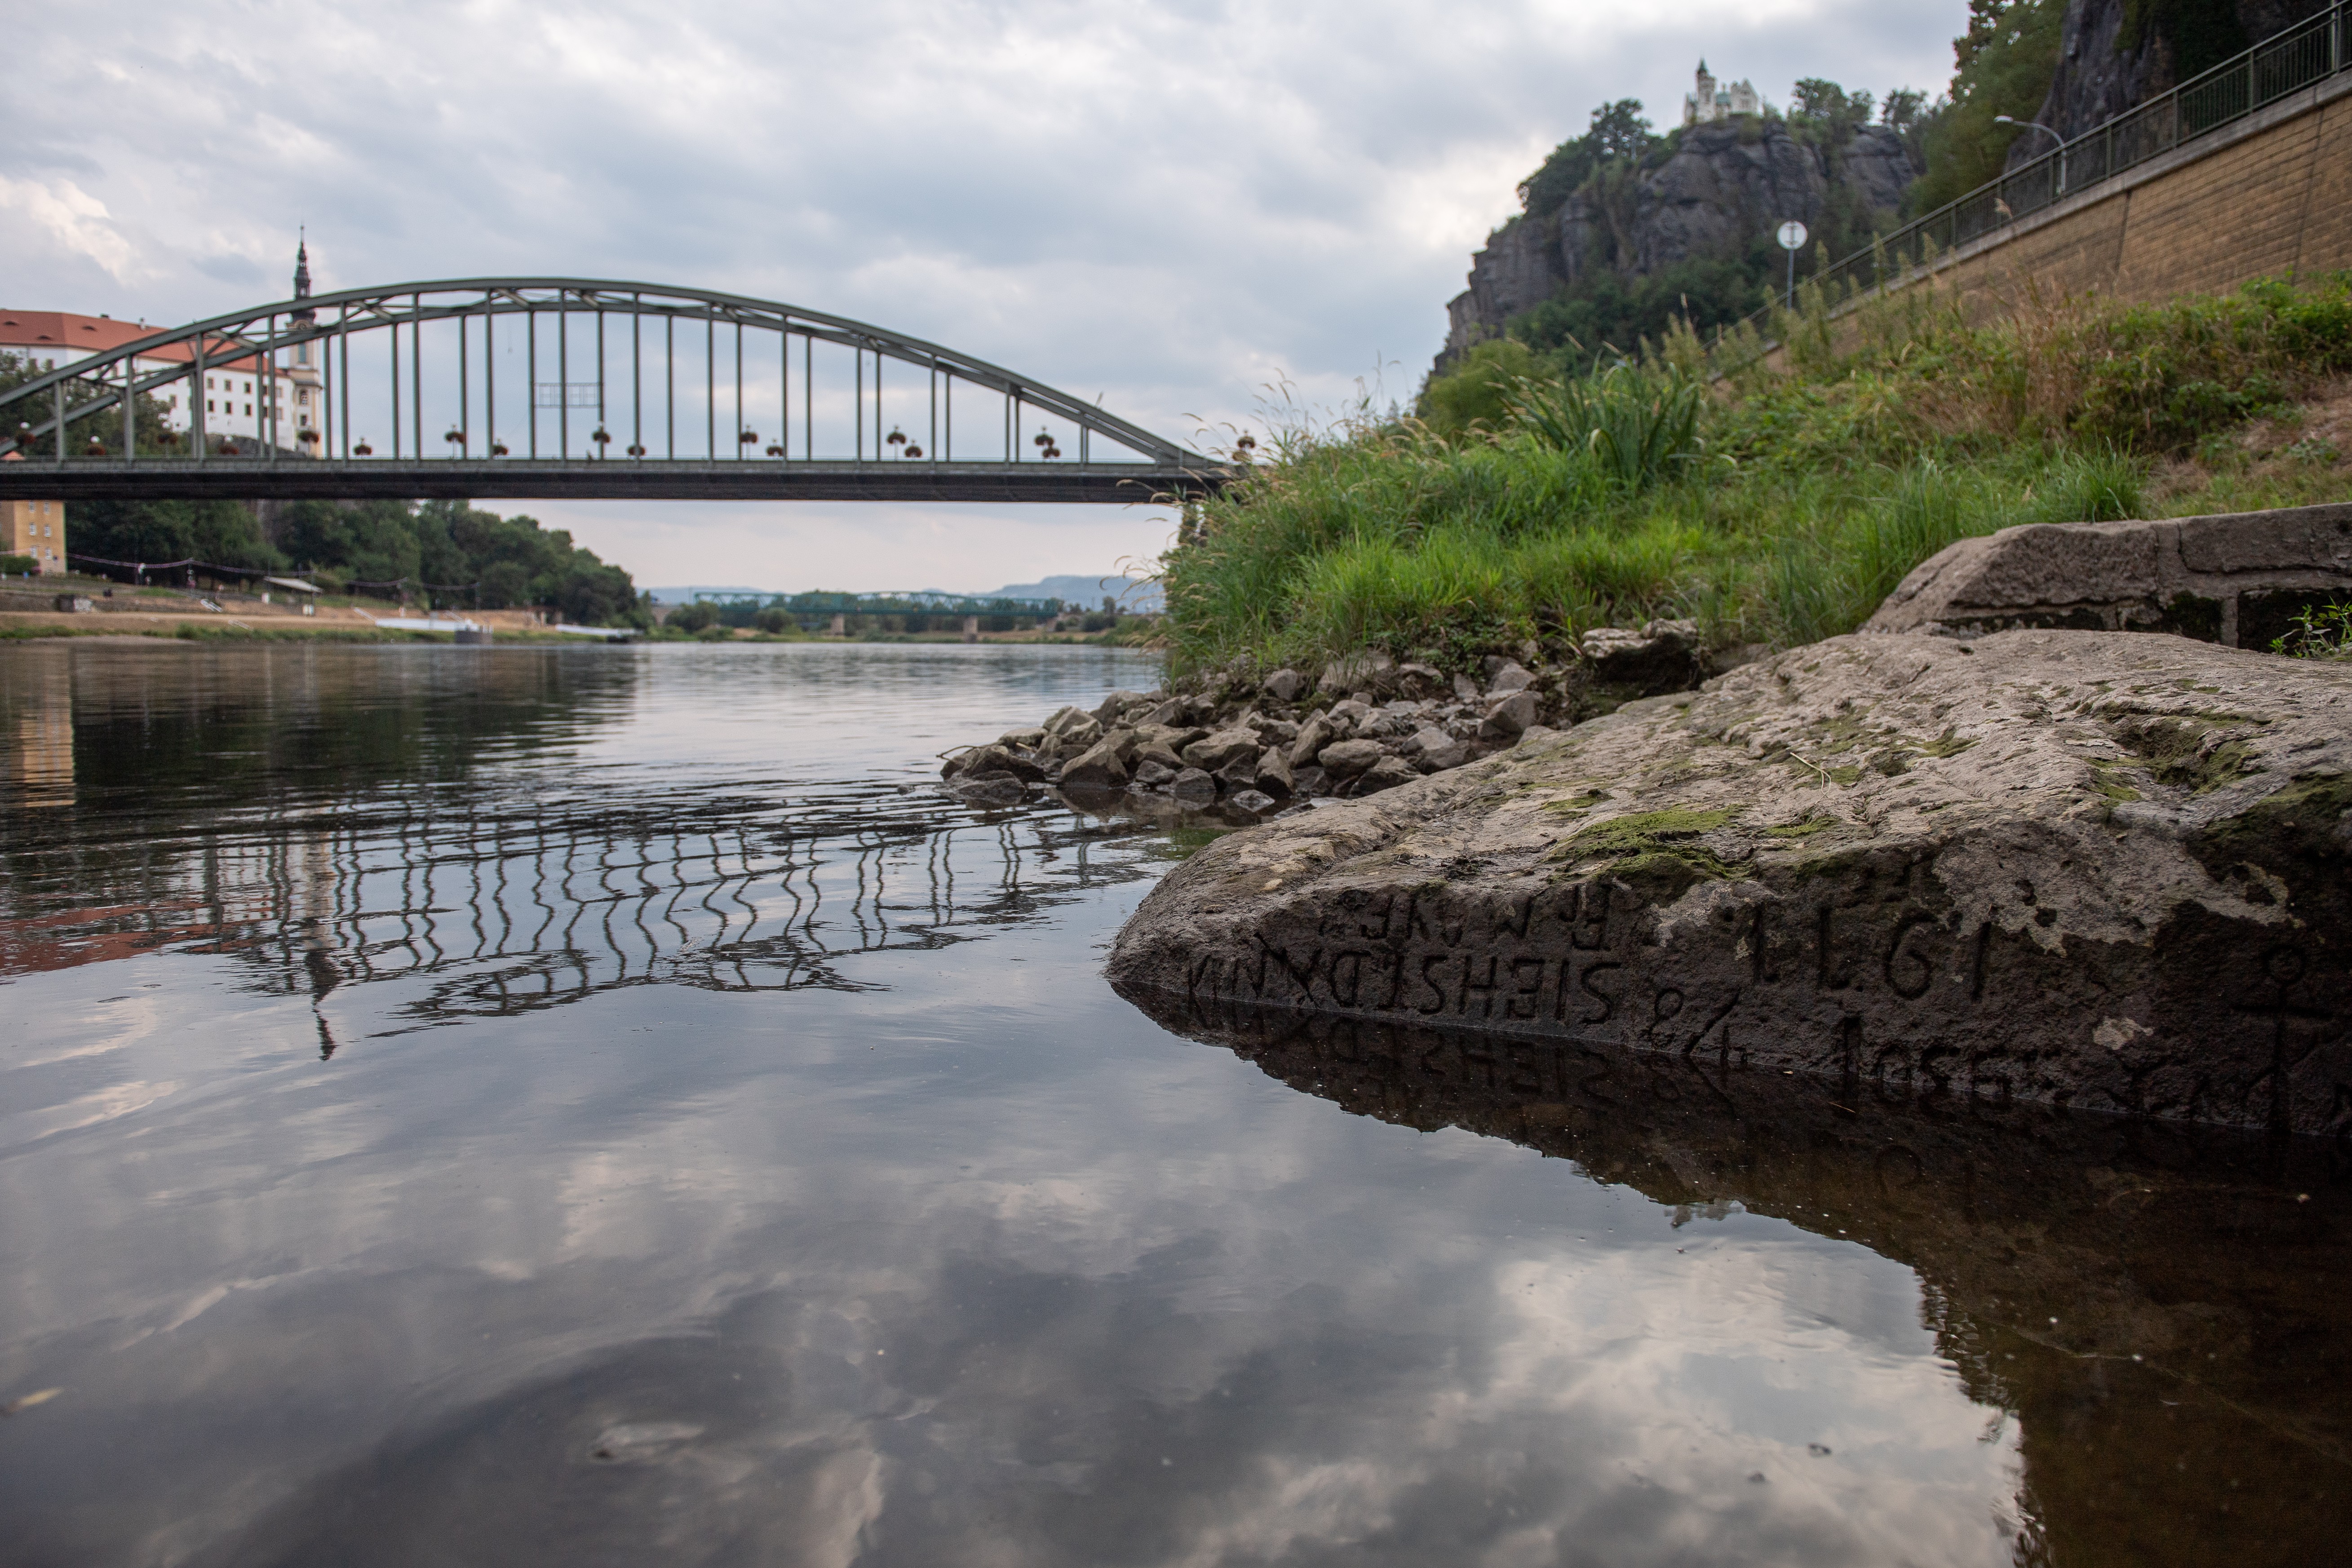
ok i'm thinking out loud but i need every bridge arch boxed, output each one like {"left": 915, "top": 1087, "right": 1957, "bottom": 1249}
{"left": 0, "top": 279, "right": 1221, "bottom": 503}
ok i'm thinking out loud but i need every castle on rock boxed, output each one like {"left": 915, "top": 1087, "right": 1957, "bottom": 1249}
{"left": 1683, "top": 60, "right": 1759, "bottom": 124}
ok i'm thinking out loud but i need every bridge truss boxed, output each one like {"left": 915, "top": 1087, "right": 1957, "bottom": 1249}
{"left": 0, "top": 279, "right": 1223, "bottom": 503}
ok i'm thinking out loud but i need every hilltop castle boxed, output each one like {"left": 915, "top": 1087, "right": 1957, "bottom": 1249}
{"left": 1683, "top": 60, "right": 1760, "bottom": 125}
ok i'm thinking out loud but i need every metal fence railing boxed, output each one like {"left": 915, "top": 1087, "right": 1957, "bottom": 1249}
{"left": 1724, "top": 0, "right": 2349, "bottom": 350}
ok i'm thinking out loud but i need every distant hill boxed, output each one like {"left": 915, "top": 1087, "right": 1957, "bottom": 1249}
{"left": 989, "top": 574, "right": 1163, "bottom": 611}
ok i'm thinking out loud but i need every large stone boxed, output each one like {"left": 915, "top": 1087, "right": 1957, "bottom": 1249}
{"left": 1169, "top": 767, "right": 1218, "bottom": 805}
{"left": 1058, "top": 736, "right": 1130, "bottom": 792}
{"left": 1183, "top": 729, "right": 1262, "bottom": 773}
{"left": 1406, "top": 726, "right": 1468, "bottom": 772}
{"left": 1580, "top": 618, "right": 1703, "bottom": 691}
{"left": 1262, "top": 668, "right": 1306, "bottom": 704}
{"left": 944, "top": 743, "right": 1043, "bottom": 783}
{"left": 1355, "top": 756, "right": 1420, "bottom": 794}
{"left": 1478, "top": 689, "right": 1538, "bottom": 742}
{"left": 1866, "top": 503, "right": 2352, "bottom": 651}
{"left": 1044, "top": 708, "right": 1103, "bottom": 748}
{"left": 1287, "top": 713, "right": 1337, "bottom": 770}
{"left": 1254, "top": 746, "right": 1295, "bottom": 797}
{"left": 1317, "top": 739, "right": 1387, "bottom": 778}
{"left": 1107, "top": 630, "right": 2352, "bottom": 1136}
{"left": 1091, "top": 689, "right": 1158, "bottom": 726}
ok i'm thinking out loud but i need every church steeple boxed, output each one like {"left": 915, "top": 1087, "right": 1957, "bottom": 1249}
{"left": 291, "top": 234, "right": 314, "bottom": 324}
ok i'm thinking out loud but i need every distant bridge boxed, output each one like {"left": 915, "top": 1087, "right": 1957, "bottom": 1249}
{"left": 0, "top": 279, "right": 1224, "bottom": 504}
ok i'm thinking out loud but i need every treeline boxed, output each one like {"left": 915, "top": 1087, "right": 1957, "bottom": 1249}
{"left": 72, "top": 498, "right": 642, "bottom": 626}
{"left": 5, "top": 352, "right": 640, "bottom": 624}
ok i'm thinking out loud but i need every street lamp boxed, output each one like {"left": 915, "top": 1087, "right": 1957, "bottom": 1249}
{"left": 1994, "top": 114, "right": 2067, "bottom": 193}
{"left": 1993, "top": 114, "right": 2064, "bottom": 151}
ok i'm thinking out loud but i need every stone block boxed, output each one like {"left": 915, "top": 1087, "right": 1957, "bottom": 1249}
{"left": 1867, "top": 504, "right": 2352, "bottom": 649}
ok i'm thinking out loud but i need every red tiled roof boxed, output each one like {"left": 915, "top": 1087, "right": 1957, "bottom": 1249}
{"left": 0, "top": 310, "right": 282, "bottom": 375}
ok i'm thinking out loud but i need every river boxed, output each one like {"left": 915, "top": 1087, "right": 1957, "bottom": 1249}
{"left": 1, "top": 640, "right": 2344, "bottom": 1567}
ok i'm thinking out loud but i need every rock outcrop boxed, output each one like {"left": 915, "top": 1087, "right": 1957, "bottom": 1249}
{"left": 1865, "top": 502, "right": 2352, "bottom": 649}
{"left": 1441, "top": 121, "right": 1917, "bottom": 369}
{"left": 1108, "top": 629, "right": 2352, "bottom": 1135}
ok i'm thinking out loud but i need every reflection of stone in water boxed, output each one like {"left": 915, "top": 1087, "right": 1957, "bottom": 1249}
{"left": 4, "top": 652, "right": 73, "bottom": 807}
{"left": 1121, "top": 988, "right": 2352, "bottom": 1568}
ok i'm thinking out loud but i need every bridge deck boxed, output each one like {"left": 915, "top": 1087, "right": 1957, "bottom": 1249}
{"left": 0, "top": 458, "right": 1220, "bottom": 505}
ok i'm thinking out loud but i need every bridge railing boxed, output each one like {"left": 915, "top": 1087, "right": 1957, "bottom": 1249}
{"left": 1714, "top": 0, "right": 2350, "bottom": 362}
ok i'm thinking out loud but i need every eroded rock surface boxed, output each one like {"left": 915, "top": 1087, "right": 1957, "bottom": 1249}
{"left": 1109, "top": 630, "right": 2352, "bottom": 1134}
{"left": 1865, "top": 503, "right": 2352, "bottom": 649}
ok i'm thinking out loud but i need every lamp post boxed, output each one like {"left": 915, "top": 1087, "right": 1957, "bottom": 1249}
{"left": 1994, "top": 115, "right": 2067, "bottom": 191}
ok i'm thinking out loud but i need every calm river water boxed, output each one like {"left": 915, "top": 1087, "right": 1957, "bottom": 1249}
{"left": 1, "top": 641, "right": 2345, "bottom": 1567}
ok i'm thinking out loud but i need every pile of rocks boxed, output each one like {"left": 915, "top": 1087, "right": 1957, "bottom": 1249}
{"left": 941, "top": 620, "right": 1726, "bottom": 810}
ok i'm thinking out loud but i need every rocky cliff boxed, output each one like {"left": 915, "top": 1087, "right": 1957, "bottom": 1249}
{"left": 1441, "top": 120, "right": 1916, "bottom": 368}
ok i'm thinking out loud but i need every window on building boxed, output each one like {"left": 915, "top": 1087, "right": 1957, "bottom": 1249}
{"left": 245, "top": 404, "right": 252, "bottom": 416}
{"left": 298, "top": 390, "right": 309, "bottom": 406}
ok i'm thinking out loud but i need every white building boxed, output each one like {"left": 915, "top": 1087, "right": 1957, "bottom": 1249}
{"left": 1684, "top": 60, "right": 1760, "bottom": 125}
{"left": 0, "top": 245, "right": 325, "bottom": 454}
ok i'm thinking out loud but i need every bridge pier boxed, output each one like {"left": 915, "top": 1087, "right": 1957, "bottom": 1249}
{"left": 829, "top": 612, "right": 846, "bottom": 637}
{"left": 962, "top": 615, "right": 979, "bottom": 643}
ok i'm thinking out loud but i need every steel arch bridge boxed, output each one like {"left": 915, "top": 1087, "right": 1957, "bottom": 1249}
{"left": 0, "top": 279, "right": 1224, "bottom": 504}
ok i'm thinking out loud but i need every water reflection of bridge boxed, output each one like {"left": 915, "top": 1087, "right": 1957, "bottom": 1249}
{"left": 4, "top": 788, "right": 1149, "bottom": 1049}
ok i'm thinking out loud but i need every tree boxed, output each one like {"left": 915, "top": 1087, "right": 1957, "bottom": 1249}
{"left": 2, "top": 351, "right": 183, "bottom": 459}
{"left": 1791, "top": 79, "right": 1874, "bottom": 135}
{"left": 1518, "top": 100, "right": 1658, "bottom": 221}
{"left": 1907, "top": 0, "right": 2067, "bottom": 213}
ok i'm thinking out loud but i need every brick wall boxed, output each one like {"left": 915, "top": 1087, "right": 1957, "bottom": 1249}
{"left": 1780, "top": 74, "right": 2352, "bottom": 355}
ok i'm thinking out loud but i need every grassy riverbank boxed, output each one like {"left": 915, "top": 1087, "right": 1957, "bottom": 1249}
{"left": 1162, "top": 275, "right": 2352, "bottom": 674}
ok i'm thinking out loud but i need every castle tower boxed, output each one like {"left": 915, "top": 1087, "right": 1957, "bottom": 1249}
{"left": 1686, "top": 60, "right": 1717, "bottom": 126}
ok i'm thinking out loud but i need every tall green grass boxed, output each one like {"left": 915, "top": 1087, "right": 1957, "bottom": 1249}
{"left": 1162, "top": 276, "right": 2351, "bottom": 675}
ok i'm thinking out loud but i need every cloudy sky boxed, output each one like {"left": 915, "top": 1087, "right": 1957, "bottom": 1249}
{"left": 2, "top": 0, "right": 1966, "bottom": 594}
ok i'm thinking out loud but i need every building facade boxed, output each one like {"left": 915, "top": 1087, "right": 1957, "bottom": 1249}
{"left": 1, "top": 498, "right": 66, "bottom": 574}
{"left": 1684, "top": 61, "right": 1760, "bottom": 125}
{"left": 1, "top": 244, "right": 326, "bottom": 455}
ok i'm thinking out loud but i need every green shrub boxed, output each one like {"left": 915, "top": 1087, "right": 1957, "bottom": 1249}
{"left": 1511, "top": 369, "right": 1702, "bottom": 492}
{"left": 1420, "top": 339, "right": 1542, "bottom": 435}
{"left": 2272, "top": 601, "right": 2352, "bottom": 660}
{"left": 0, "top": 553, "right": 35, "bottom": 575}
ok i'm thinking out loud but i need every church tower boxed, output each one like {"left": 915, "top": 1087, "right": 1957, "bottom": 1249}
{"left": 291, "top": 238, "right": 314, "bottom": 325}
{"left": 285, "top": 236, "right": 323, "bottom": 450}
